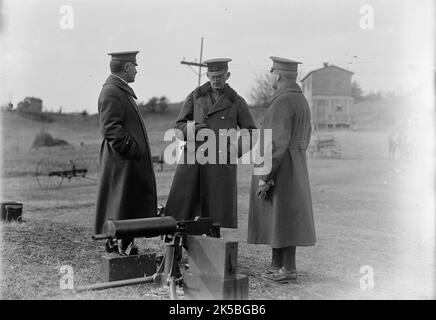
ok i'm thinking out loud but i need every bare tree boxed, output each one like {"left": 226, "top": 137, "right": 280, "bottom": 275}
{"left": 158, "top": 96, "right": 169, "bottom": 113}
{"left": 351, "top": 81, "right": 363, "bottom": 103}
{"left": 249, "top": 72, "right": 274, "bottom": 109}
{"left": 144, "top": 96, "right": 159, "bottom": 113}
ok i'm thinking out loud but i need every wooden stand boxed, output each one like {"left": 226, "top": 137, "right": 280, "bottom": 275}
{"left": 183, "top": 235, "right": 249, "bottom": 300}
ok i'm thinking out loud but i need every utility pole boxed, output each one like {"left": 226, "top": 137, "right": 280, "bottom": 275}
{"left": 181, "top": 37, "right": 205, "bottom": 87}
{"left": 180, "top": 37, "right": 205, "bottom": 213}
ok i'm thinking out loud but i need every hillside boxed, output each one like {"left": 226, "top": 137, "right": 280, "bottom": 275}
{"left": 1, "top": 102, "right": 182, "bottom": 153}
{"left": 1, "top": 95, "right": 414, "bottom": 157}
{"left": 0, "top": 103, "right": 182, "bottom": 178}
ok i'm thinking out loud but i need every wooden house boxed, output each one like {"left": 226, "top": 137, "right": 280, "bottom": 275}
{"left": 301, "top": 63, "right": 354, "bottom": 128}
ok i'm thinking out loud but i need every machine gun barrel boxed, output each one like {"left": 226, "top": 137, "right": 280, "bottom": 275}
{"left": 92, "top": 216, "right": 220, "bottom": 240}
{"left": 92, "top": 234, "right": 111, "bottom": 240}
{"left": 95, "top": 216, "right": 178, "bottom": 240}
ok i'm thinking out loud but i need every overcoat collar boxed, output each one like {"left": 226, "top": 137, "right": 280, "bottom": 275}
{"left": 104, "top": 74, "right": 137, "bottom": 99}
{"left": 270, "top": 82, "right": 302, "bottom": 103}
{"left": 206, "top": 93, "right": 232, "bottom": 116}
{"left": 195, "top": 82, "right": 237, "bottom": 116}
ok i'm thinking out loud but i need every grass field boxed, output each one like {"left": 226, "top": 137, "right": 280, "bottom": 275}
{"left": 0, "top": 99, "right": 434, "bottom": 300}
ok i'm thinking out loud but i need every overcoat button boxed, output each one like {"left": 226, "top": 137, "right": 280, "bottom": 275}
{"left": 221, "top": 116, "right": 225, "bottom": 119}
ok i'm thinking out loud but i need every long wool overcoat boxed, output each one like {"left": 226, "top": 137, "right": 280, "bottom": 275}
{"left": 94, "top": 74, "right": 157, "bottom": 234}
{"left": 247, "top": 83, "right": 316, "bottom": 247}
{"left": 164, "top": 82, "right": 257, "bottom": 228}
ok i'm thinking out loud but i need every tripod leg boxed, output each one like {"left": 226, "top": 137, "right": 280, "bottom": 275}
{"left": 168, "top": 277, "right": 178, "bottom": 300}
{"left": 164, "top": 245, "right": 176, "bottom": 279}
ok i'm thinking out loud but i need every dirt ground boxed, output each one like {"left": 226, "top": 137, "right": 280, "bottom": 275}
{"left": 0, "top": 110, "right": 434, "bottom": 300}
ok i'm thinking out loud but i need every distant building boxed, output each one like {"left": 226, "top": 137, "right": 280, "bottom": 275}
{"left": 16, "top": 97, "right": 43, "bottom": 113}
{"left": 301, "top": 63, "right": 354, "bottom": 129}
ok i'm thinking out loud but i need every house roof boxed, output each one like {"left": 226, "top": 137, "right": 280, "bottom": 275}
{"left": 300, "top": 64, "right": 354, "bottom": 82}
{"left": 25, "top": 97, "right": 43, "bottom": 102}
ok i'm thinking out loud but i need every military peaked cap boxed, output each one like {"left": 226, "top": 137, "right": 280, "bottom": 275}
{"left": 203, "top": 58, "right": 232, "bottom": 76}
{"left": 270, "top": 56, "right": 301, "bottom": 72}
{"left": 108, "top": 51, "right": 140, "bottom": 66}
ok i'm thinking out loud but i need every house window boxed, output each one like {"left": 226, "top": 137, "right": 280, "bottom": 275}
{"left": 336, "top": 105, "right": 343, "bottom": 112}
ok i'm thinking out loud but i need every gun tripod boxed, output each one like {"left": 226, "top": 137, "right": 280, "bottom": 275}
{"left": 76, "top": 233, "right": 186, "bottom": 299}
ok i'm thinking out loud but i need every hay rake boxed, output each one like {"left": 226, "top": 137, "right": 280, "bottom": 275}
{"left": 308, "top": 134, "right": 342, "bottom": 159}
{"left": 35, "top": 158, "right": 98, "bottom": 190}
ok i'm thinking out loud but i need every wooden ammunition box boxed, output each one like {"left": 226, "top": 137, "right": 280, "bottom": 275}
{"left": 101, "top": 252, "right": 156, "bottom": 282}
{"left": 186, "top": 235, "right": 238, "bottom": 280}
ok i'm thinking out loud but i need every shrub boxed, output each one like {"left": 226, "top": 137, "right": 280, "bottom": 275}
{"left": 32, "top": 131, "right": 70, "bottom": 149}
{"left": 138, "top": 96, "right": 169, "bottom": 114}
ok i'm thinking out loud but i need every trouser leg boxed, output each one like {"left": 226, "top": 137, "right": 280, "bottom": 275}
{"left": 282, "top": 246, "right": 296, "bottom": 272}
{"left": 271, "top": 248, "right": 283, "bottom": 268}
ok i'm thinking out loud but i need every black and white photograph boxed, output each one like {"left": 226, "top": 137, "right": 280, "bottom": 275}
{"left": 0, "top": 0, "right": 434, "bottom": 305}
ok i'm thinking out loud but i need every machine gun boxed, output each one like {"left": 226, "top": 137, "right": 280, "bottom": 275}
{"left": 75, "top": 216, "right": 220, "bottom": 299}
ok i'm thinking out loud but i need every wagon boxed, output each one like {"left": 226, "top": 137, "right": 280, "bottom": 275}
{"left": 308, "top": 134, "right": 342, "bottom": 159}
{"left": 35, "top": 158, "right": 99, "bottom": 190}
{"left": 152, "top": 154, "right": 165, "bottom": 172}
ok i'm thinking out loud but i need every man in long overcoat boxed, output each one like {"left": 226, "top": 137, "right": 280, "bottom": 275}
{"left": 164, "top": 58, "right": 257, "bottom": 228}
{"left": 247, "top": 57, "right": 316, "bottom": 282}
{"left": 95, "top": 51, "right": 157, "bottom": 254}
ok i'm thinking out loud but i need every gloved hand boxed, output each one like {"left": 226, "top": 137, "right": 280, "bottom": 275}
{"left": 195, "top": 124, "right": 210, "bottom": 140}
{"left": 257, "top": 179, "right": 274, "bottom": 200}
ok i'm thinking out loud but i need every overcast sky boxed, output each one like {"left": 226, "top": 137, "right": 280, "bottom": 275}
{"left": 0, "top": 0, "right": 434, "bottom": 113}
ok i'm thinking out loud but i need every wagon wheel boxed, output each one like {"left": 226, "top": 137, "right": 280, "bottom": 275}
{"left": 73, "top": 158, "right": 99, "bottom": 183}
{"left": 332, "top": 143, "right": 342, "bottom": 158}
{"left": 35, "top": 159, "right": 65, "bottom": 190}
{"left": 152, "top": 155, "right": 164, "bottom": 172}
{"left": 84, "top": 159, "right": 99, "bottom": 182}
